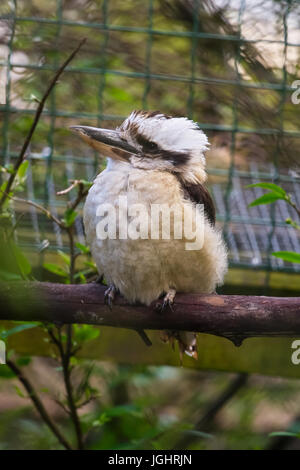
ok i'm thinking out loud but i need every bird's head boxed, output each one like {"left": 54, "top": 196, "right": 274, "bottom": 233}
{"left": 70, "top": 110, "right": 209, "bottom": 183}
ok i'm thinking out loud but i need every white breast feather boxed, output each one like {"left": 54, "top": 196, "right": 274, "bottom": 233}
{"left": 83, "top": 161, "right": 228, "bottom": 305}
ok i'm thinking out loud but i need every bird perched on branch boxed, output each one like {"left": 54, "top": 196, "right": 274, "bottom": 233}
{"left": 71, "top": 110, "right": 227, "bottom": 360}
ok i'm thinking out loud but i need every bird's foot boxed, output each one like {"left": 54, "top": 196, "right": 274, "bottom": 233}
{"left": 178, "top": 331, "right": 198, "bottom": 362}
{"left": 104, "top": 284, "right": 118, "bottom": 310}
{"left": 156, "top": 288, "right": 176, "bottom": 313}
{"left": 103, "top": 284, "right": 152, "bottom": 347}
{"left": 160, "top": 330, "right": 198, "bottom": 364}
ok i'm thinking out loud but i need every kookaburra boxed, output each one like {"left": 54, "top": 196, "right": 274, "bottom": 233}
{"left": 71, "top": 110, "right": 228, "bottom": 359}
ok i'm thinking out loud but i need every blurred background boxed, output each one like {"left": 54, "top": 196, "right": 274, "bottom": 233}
{"left": 0, "top": 0, "right": 300, "bottom": 450}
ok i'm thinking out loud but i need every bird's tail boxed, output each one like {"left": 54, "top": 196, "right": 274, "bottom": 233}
{"left": 160, "top": 330, "right": 198, "bottom": 363}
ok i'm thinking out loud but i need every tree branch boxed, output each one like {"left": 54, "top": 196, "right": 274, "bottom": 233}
{"left": 47, "top": 326, "right": 84, "bottom": 449}
{"left": 12, "top": 196, "right": 64, "bottom": 228}
{"left": 61, "top": 326, "right": 84, "bottom": 450}
{"left": 1, "top": 282, "right": 300, "bottom": 346}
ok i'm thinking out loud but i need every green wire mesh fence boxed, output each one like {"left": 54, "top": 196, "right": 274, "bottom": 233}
{"left": 0, "top": 0, "right": 300, "bottom": 278}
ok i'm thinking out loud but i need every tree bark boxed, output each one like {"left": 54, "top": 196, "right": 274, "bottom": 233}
{"left": 1, "top": 281, "right": 300, "bottom": 346}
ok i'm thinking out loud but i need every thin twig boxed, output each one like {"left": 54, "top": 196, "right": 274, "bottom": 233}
{"left": 8, "top": 212, "right": 25, "bottom": 238}
{"left": 62, "top": 325, "right": 84, "bottom": 450}
{"left": 56, "top": 180, "right": 90, "bottom": 281}
{"left": 12, "top": 196, "right": 64, "bottom": 228}
{"left": 1, "top": 38, "right": 88, "bottom": 452}
{"left": 56, "top": 182, "right": 78, "bottom": 196}
{"left": 76, "top": 396, "right": 95, "bottom": 409}
{"left": 54, "top": 398, "right": 71, "bottom": 416}
{"left": 135, "top": 328, "right": 152, "bottom": 347}
{"left": 69, "top": 183, "right": 89, "bottom": 213}
{"left": 42, "top": 179, "right": 88, "bottom": 450}
{"left": 0, "top": 38, "right": 86, "bottom": 211}
{"left": 6, "top": 359, "right": 73, "bottom": 450}
{"left": 287, "top": 198, "right": 300, "bottom": 219}
{"left": 48, "top": 322, "right": 84, "bottom": 449}
{"left": 67, "top": 229, "right": 75, "bottom": 284}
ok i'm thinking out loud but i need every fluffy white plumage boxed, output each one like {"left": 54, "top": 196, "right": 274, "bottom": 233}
{"left": 84, "top": 164, "right": 227, "bottom": 304}
{"left": 118, "top": 111, "right": 209, "bottom": 182}
{"left": 73, "top": 110, "right": 228, "bottom": 359}
{"left": 120, "top": 111, "right": 209, "bottom": 158}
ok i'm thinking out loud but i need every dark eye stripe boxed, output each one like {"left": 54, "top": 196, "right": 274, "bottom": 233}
{"left": 145, "top": 141, "right": 159, "bottom": 151}
{"left": 136, "top": 134, "right": 159, "bottom": 153}
{"left": 135, "top": 132, "right": 190, "bottom": 166}
{"left": 136, "top": 134, "right": 148, "bottom": 147}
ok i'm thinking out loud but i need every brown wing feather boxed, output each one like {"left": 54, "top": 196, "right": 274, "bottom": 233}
{"left": 176, "top": 176, "right": 216, "bottom": 226}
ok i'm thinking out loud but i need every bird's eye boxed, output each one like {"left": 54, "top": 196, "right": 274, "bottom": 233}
{"left": 145, "top": 141, "right": 158, "bottom": 152}
{"left": 136, "top": 134, "right": 159, "bottom": 153}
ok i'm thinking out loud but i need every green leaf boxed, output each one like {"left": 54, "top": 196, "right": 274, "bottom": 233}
{"left": 77, "top": 272, "right": 87, "bottom": 283}
{"left": 78, "top": 179, "right": 92, "bottom": 189}
{"left": 0, "top": 365, "right": 16, "bottom": 378}
{"left": 63, "top": 208, "right": 78, "bottom": 227}
{"left": 92, "top": 405, "right": 142, "bottom": 429}
{"left": 84, "top": 260, "right": 97, "bottom": 269}
{"left": 75, "top": 242, "right": 90, "bottom": 254}
{"left": 181, "top": 430, "right": 213, "bottom": 439}
{"left": 43, "top": 263, "right": 68, "bottom": 277}
{"left": 4, "top": 163, "right": 14, "bottom": 174}
{"left": 0, "top": 181, "right": 13, "bottom": 210}
{"left": 74, "top": 268, "right": 93, "bottom": 280}
{"left": 269, "top": 431, "right": 300, "bottom": 438}
{"left": 73, "top": 324, "right": 100, "bottom": 344}
{"left": 17, "top": 160, "right": 29, "bottom": 180}
{"left": 16, "top": 356, "right": 32, "bottom": 367}
{"left": 285, "top": 218, "right": 300, "bottom": 230}
{"left": 29, "top": 93, "right": 41, "bottom": 103}
{"left": 248, "top": 192, "right": 284, "bottom": 207}
{"left": 0, "top": 237, "right": 32, "bottom": 281}
{"left": 0, "top": 323, "right": 39, "bottom": 340}
{"left": 104, "top": 404, "right": 142, "bottom": 418}
{"left": 9, "top": 241, "right": 31, "bottom": 279}
{"left": 0, "top": 212, "right": 11, "bottom": 220}
{"left": 14, "top": 184, "right": 25, "bottom": 192}
{"left": 0, "top": 181, "right": 7, "bottom": 194}
{"left": 0, "top": 269, "right": 23, "bottom": 281}
{"left": 92, "top": 414, "right": 111, "bottom": 427}
{"left": 246, "top": 183, "right": 287, "bottom": 197}
{"left": 57, "top": 250, "right": 70, "bottom": 266}
{"left": 272, "top": 251, "right": 300, "bottom": 264}
{"left": 14, "top": 385, "right": 26, "bottom": 398}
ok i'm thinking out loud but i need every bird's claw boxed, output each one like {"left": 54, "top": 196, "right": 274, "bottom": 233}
{"left": 104, "top": 284, "right": 117, "bottom": 310}
{"left": 156, "top": 289, "right": 176, "bottom": 313}
{"left": 156, "top": 299, "right": 174, "bottom": 313}
{"left": 103, "top": 286, "right": 151, "bottom": 347}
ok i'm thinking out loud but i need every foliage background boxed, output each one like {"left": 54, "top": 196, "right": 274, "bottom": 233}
{"left": 0, "top": 0, "right": 300, "bottom": 450}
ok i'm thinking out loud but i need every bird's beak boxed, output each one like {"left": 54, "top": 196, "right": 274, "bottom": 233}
{"left": 69, "top": 125, "right": 137, "bottom": 161}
